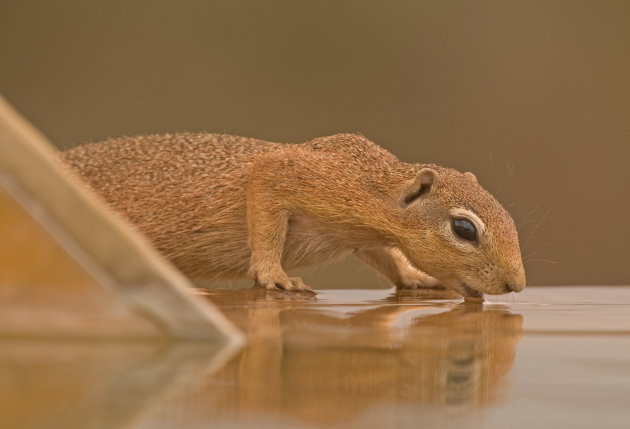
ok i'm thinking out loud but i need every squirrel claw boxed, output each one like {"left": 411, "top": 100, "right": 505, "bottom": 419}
{"left": 396, "top": 273, "right": 446, "bottom": 290}
{"left": 256, "top": 274, "right": 314, "bottom": 293}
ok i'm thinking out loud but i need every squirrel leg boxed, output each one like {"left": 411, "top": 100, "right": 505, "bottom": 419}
{"left": 355, "top": 247, "right": 445, "bottom": 290}
{"left": 246, "top": 202, "right": 312, "bottom": 292}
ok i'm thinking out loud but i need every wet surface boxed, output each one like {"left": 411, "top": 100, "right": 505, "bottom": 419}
{"left": 2, "top": 286, "right": 630, "bottom": 428}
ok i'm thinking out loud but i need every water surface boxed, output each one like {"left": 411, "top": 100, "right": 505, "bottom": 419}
{"left": 2, "top": 286, "right": 629, "bottom": 428}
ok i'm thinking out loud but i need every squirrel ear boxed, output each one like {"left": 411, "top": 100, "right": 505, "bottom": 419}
{"left": 400, "top": 168, "right": 438, "bottom": 208}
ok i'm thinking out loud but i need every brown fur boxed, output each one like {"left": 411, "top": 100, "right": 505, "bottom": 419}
{"left": 60, "top": 133, "right": 526, "bottom": 297}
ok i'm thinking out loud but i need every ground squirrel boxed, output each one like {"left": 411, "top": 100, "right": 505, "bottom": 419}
{"left": 61, "top": 133, "right": 526, "bottom": 298}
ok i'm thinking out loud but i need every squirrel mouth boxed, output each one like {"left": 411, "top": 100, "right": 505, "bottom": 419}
{"left": 460, "top": 282, "right": 484, "bottom": 299}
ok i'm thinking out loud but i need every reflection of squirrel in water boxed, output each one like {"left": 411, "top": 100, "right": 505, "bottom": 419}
{"left": 62, "top": 133, "right": 525, "bottom": 297}
{"left": 190, "top": 288, "right": 524, "bottom": 423}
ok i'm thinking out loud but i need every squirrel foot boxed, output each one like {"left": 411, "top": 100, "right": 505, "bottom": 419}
{"left": 396, "top": 270, "right": 446, "bottom": 290}
{"left": 255, "top": 273, "right": 314, "bottom": 292}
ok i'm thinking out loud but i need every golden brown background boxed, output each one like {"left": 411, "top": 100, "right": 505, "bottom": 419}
{"left": 1, "top": 1, "right": 628, "bottom": 286}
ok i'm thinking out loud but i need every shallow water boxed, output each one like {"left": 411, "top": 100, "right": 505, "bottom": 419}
{"left": 2, "top": 286, "right": 630, "bottom": 429}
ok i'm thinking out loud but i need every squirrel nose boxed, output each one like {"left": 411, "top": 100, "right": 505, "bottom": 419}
{"left": 505, "top": 281, "right": 525, "bottom": 293}
{"left": 504, "top": 266, "right": 526, "bottom": 293}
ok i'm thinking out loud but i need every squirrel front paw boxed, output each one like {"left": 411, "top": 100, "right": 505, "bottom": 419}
{"left": 396, "top": 270, "right": 446, "bottom": 290}
{"left": 254, "top": 272, "right": 313, "bottom": 292}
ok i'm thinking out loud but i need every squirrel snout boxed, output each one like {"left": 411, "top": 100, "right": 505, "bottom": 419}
{"left": 505, "top": 281, "right": 525, "bottom": 293}
{"left": 504, "top": 268, "right": 526, "bottom": 293}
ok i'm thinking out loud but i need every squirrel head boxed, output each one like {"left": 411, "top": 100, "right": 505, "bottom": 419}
{"left": 396, "top": 166, "right": 526, "bottom": 298}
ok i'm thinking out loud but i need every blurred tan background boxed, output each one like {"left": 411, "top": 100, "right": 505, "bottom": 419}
{"left": 0, "top": 1, "right": 628, "bottom": 287}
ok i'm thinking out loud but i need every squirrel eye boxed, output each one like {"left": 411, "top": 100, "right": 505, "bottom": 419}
{"left": 453, "top": 218, "right": 477, "bottom": 243}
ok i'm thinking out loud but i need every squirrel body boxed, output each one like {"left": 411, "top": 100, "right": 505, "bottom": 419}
{"left": 61, "top": 133, "right": 526, "bottom": 297}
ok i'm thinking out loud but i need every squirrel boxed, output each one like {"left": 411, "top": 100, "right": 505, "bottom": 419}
{"left": 60, "top": 133, "right": 526, "bottom": 298}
